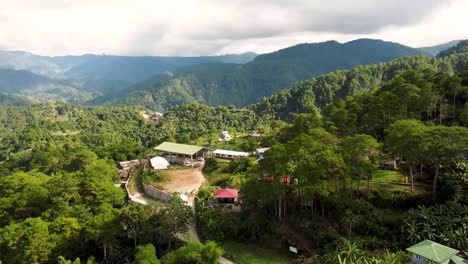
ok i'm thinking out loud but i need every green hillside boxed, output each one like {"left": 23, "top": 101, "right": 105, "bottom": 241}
{"left": 252, "top": 43, "right": 468, "bottom": 120}
{"left": 113, "top": 39, "right": 432, "bottom": 109}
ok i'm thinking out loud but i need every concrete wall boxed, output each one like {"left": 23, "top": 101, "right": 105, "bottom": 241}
{"left": 144, "top": 185, "right": 171, "bottom": 201}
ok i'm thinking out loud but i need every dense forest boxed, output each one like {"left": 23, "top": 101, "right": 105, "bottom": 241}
{"left": 110, "top": 39, "right": 432, "bottom": 109}
{"left": 252, "top": 40, "right": 468, "bottom": 120}
{"left": 0, "top": 41, "right": 467, "bottom": 263}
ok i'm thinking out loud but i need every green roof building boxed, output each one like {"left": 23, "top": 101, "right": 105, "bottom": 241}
{"left": 406, "top": 240, "right": 467, "bottom": 264}
{"left": 154, "top": 142, "right": 211, "bottom": 167}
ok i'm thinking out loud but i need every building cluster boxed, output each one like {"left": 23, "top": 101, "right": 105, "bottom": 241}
{"left": 118, "top": 159, "right": 140, "bottom": 181}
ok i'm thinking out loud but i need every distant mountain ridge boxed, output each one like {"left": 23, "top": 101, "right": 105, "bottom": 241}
{"left": 112, "top": 39, "right": 435, "bottom": 109}
{"left": 418, "top": 40, "right": 461, "bottom": 57}
{"left": 0, "top": 38, "right": 462, "bottom": 107}
{"left": 0, "top": 51, "right": 257, "bottom": 102}
{"left": 251, "top": 40, "right": 468, "bottom": 120}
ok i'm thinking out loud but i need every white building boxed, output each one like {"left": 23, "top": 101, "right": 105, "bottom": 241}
{"left": 213, "top": 149, "right": 249, "bottom": 159}
{"left": 219, "top": 131, "right": 232, "bottom": 142}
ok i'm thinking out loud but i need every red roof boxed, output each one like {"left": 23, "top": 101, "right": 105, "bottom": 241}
{"left": 215, "top": 188, "right": 239, "bottom": 199}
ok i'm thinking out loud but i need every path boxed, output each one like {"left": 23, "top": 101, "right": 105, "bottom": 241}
{"left": 124, "top": 163, "right": 234, "bottom": 263}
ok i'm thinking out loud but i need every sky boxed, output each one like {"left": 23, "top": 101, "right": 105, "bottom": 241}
{"left": 0, "top": 0, "right": 466, "bottom": 56}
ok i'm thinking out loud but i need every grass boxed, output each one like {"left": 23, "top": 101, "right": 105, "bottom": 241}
{"left": 204, "top": 162, "right": 234, "bottom": 186}
{"left": 221, "top": 241, "right": 291, "bottom": 264}
{"left": 369, "top": 169, "right": 431, "bottom": 193}
{"left": 371, "top": 169, "right": 405, "bottom": 183}
{"left": 126, "top": 168, "right": 141, "bottom": 195}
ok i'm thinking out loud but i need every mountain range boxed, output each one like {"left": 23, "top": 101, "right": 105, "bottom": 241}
{"left": 0, "top": 39, "right": 462, "bottom": 108}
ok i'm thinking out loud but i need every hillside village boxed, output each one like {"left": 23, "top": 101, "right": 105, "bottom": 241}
{"left": 0, "top": 26, "right": 468, "bottom": 264}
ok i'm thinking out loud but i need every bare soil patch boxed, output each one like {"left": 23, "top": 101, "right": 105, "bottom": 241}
{"left": 159, "top": 168, "right": 206, "bottom": 194}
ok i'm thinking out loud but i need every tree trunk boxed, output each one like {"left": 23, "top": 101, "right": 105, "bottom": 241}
{"left": 410, "top": 164, "right": 414, "bottom": 192}
{"left": 356, "top": 175, "right": 361, "bottom": 198}
{"left": 321, "top": 200, "right": 325, "bottom": 217}
{"left": 278, "top": 197, "right": 282, "bottom": 222}
{"left": 433, "top": 165, "right": 439, "bottom": 200}
{"left": 103, "top": 241, "right": 108, "bottom": 264}
{"left": 283, "top": 195, "right": 287, "bottom": 218}
{"left": 335, "top": 175, "right": 338, "bottom": 192}
{"left": 367, "top": 176, "right": 371, "bottom": 197}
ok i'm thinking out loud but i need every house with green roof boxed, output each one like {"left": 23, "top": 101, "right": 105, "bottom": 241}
{"left": 154, "top": 142, "right": 211, "bottom": 167}
{"left": 406, "top": 240, "right": 468, "bottom": 264}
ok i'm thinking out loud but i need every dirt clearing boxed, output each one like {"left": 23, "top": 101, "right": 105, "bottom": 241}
{"left": 159, "top": 168, "right": 206, "bottom": 194}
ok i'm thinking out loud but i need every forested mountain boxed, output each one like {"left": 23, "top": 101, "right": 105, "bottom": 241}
{"left": 0, "top": 93, "right": 35, "bottom": 106}
{"left": 252, "top": 41, "right": 468, "bottom": 120}
{"left": 418, "top": 40, "right": 461, "bottom": 57}
{"left": 437, "top": 40, "right": 468, "bottom": 58}
{"left": 0, "top": 68, "right": 96, "bottom": 102}
{"left": 112, "top": 39, "right": 433, "bottom": 109}
{"left": 0, "top": 51, "right": 257, "bottom": 103}
{"left": 0, "top": 39, "right": 461, "bottom": 108}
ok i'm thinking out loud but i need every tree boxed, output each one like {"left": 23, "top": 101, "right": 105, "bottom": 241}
{"left": 162, "top": 241, "right": 223, "bottom": 264}
{"left": 121, "top": 203, "right": 150, "bottom": 247}
{"left": 203, "top": 157, "right": 220, "bottom": 174}
{"left": 386, "top": 119, "right": 427, "bottom": 192}
{"left": 134, "top": 244, "right": 160, "bottom": 264}
{"left": 0, "top": 171, "right": 49, "bottom": 225}
{"left": 0, "top": 217, "right": 54, "bottom": 264}
{"left": 258, "top": 144, "right": 290, "bottom": 221}
{"left": 341, "top": 134, "right": 380, "bottom": 196}
{"left": 423, "top": 126, "right": 468, "bottom": 200}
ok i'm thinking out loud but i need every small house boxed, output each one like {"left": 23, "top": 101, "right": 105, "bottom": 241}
{"left": 380, "top": 160, "right": 397, "bottom": 170}
{"left": 150, "top": 156, "right": 170, "bottom": 170}
{"left": 248, "top": 130, "right": 260, "bottom": 137}
{"left": 255, "top": 147, "right": 270, "bottom": 159}
{"left": 214, "top": 188, "right": 239, "bottom": 203}
{"left": 406, "top": 240, "right": 467, "bottom": 264}
{"left": 149, "top": 112, "right": 164, "bottom": 121}
{"left": 219, "top": 131, "right": 232, "bottom": 142}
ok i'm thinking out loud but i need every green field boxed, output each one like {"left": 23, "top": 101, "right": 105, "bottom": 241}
{"left": 371, "top": 169, "right": 405, "bottom": 183}
{"left": 221, "top": 241, "right": 291, "bottom": 264}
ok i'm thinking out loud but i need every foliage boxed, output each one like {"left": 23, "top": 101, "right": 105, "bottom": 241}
{"left": 162, "top": 240, "right": 223, "bottom": 264}
{"left": 403, "top": 203, "right": 468, "bottom": 250}
{"left": 226, "top": 156, "right": 256, "bottom": 174}
{"left": 134, "top": 244, "right": 160, "bottom": 264}
{"left": 203, "top": 157, "right": 221, "bottom": 174}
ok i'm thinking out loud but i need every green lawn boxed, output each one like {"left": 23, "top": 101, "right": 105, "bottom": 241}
{"left": 221, "top": 241, "right": 291, "bottom": 264}
{"left": 371, "top": 169, "right": 405, "bottom": 183}
{"left": 370, "top": 169, "right": 431, "bottom": 193}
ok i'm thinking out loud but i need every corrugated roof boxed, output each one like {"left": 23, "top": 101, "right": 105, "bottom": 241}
{"left": 213, "top": 149, "right": 249, "bottom": 156}
{"left": 155, "top": 142, "right": 204, "bottom": 156}
{"left": 215, "top": 188, "right": 239, "bottom": 199}
{"left": 406, "top": 240, "right": 459, "bottom": 262}
{"left": 451, "top": 255, "right": 468, "bottom": 264}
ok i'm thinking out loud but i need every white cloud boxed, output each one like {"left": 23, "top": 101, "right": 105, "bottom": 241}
{"left": 0, "top": 0, "right": 465, "bottom": 56}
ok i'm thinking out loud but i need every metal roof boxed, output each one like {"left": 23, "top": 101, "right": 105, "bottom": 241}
{"left": 406, "top": 240, "right": 459, "bottom": 263}
{"left": 215, "top": 188, "right": 239, "bottom": 199}
{"left": 213, "top": 149, "right": 249, "bottom": 156}
{"left": 155, "top": 142, "right": 205, "bottom": 156}
{"left": 451, "top": 255, "right": 468, "bottom": 264}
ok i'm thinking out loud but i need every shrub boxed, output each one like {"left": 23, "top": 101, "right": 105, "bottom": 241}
{"left": 203, "top": 157, "right": 220, "bottom": 174}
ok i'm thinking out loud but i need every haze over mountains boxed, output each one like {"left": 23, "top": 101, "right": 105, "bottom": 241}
{"left": 0, "top": 38, "right": 462, "bottom": 109}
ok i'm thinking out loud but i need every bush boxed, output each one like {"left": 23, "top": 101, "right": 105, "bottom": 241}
{"left": 203, "top": 157, "right": 220, "bottom": 174}
{"left": 141, "top": 169, "right": 163, "bottom": 185}
{"left": 226, "top": 157, "right": 255, "bottom": 173}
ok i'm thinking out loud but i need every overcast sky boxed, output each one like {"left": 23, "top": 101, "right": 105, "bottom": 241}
{"left": 0, "top": 0, "right": 466, "bottom": 56}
